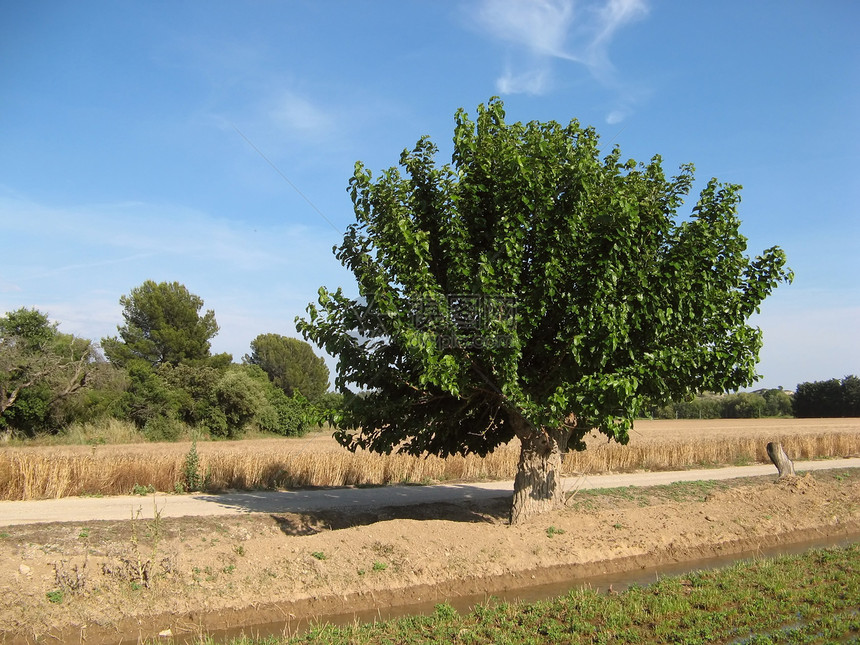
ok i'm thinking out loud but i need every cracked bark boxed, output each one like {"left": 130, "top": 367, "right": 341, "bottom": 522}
{"left": 509, "top": 415, "right": 573, "bottom": 524}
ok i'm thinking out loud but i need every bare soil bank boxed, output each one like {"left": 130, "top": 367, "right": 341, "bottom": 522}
{"left": 1, "top": 468, "right": 858, "bottom": 643}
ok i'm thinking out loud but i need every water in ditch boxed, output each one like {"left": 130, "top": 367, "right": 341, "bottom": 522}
{"left": 196, "top": 532, "right": 860, "bottom": 644}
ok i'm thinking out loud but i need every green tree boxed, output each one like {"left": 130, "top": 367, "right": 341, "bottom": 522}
{"left": 762, "top": 388, "right": 793, "bottom": 417}
{"left": 244, "top": 333, "right": 329, "bottom": 401}
{"left": 55, "top": 361, "right": 129, "bottom": 427}
{"left": 842, "top": 375, "right": 860, "bottom": 416}
{"left": 244, "top": 364, "right": 311, "bottom": 437}
{"left": 211, "top": 367, "right": 265, "bottom": 438}
{"left": 722, "top": 392, "right": 766, "bottom": 418}
{"left": 158, "top": 363, "right": 223, "bottom": 428}
{"left": 102, "top": 280, "right": 224, "bottom": 367}
{"left": 120, "top": 359, "right": 184, "bottom": 431}
{"left": 297, "top": 99, "right": 792, "bottom": 523}
{"left": 794, "top": 376, "right": 860, "bottom": 417}
{"left": 674, "top": 394, "right": 724, "bottom": 419}
{"left": 0, "top": 307, "right": 56, "bottom": 350}
{"left": 1, "top": 308, "right": 99, "bottom": 437}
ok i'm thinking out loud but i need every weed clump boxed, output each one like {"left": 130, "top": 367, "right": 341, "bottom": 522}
{"left": 182, "top": 439, "right": 202, "bottom": 492}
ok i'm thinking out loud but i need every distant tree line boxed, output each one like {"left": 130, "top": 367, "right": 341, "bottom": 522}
{"left": 649, "top": 377, "right": 860, "bottom": 420}
{"left": 793, "top": 376, "right": 860, "bottom": 417}
{"left": 1, "top": 280, "right": 339, "bottom": 441}
{"left": 648, "top": 389, "right": 794, "bottom": 420}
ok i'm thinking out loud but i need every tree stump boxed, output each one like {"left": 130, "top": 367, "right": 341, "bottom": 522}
{"left": 766, "top": 442, "right": 795, "bottom": 478}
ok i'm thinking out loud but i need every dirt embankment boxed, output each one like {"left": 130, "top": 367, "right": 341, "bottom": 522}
{"left": 1, "top": 468, "right": 858, "bottom": 643}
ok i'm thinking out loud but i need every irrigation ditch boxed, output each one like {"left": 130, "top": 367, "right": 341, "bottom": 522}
{"left": 154, "top": 528, "right": 860, "bottom": 645}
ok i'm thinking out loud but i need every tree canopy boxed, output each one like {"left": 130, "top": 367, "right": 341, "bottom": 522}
{"left": 298, "top": 99, "right": 792, "bottom": 522}
{"left": 1, "top": 308, "right": 98, "bottom": 437}
{"left": 244, "top": 333, "right": 329, "bottom": 401}
{"left": 102, "top": 280, "right": 224, "bottom": 367}
{"left": 793, "top": 376, "right": 860, "bottom": 417}
{"left": 0, "top": 307, "right": 56, "bottom": 350}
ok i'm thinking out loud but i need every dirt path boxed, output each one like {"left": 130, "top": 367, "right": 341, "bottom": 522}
{"left": 2, "top": 458, "right": 858, "bottom": 527}
{"left": 1, "top": 463, "right": 859, "bottom": 643}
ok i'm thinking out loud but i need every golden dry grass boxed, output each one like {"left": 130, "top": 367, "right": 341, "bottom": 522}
{"left": 1, "top": 419, "right": 858, "bottom": 501}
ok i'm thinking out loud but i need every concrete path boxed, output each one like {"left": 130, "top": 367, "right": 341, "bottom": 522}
{"left": 2, "top": 458, "right": 858, "bottom": 527}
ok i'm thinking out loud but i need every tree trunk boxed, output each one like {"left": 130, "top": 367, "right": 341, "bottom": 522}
{"left": 766, "top": 442, "right": 795, "bottom": 478}
{"left": 510, "top": 418, "right": 572, "bottom": 524}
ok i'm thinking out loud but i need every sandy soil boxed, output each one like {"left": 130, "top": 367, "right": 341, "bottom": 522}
{"left": 1, "top": 467, "right": 858, "bottom": 644}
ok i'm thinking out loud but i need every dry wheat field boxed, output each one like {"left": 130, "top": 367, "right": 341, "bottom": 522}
{"left": 0, "top": 418, "right": 858, "bottom": 501}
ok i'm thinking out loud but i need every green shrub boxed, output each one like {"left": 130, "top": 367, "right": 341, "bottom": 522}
{"left": 243, "top": 365, "right": 310, "bottom": 436}
{"left": 142, "top": 416, "right": 184, "bottom": 442}
{"left": 211, "top": 368, "right": 265, "bottom": 438}
{"left": 722, "top": 392, "right": 766, "bottom": 418}
{"left": 182, "top": 440, "right": 202, "bottom": 491}
{"left": 763, "top": 388, "right": 793, "bottom": 417}
{"left": 122, "top": 360, "right": 183, "bottom": 428}
{"left": 198, "top": 405, "right": 228, "bottom": 437}
{"left": 159, "top": 364, "right": 221, "bottom": 427}
{"left": 54, "top": 363, "right": 130, "bottom": 428}
{"left": 259, "top": 388, "right": 308, "bottom": 436}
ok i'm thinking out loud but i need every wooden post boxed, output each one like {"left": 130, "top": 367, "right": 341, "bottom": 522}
{"left": 766, "top": 442, "right": 796, "bottom": 478}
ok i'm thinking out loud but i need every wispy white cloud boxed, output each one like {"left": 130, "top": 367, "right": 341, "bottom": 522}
{"left": 585, "top": 0, "right": 649, "bottom": 75}
{"left": 0, "top": 197, "right": 293, "bottom": 275}
{"left": 202, "top": 87, "right": 339, "bottom": 151}
{"left": 19, "top": 254, "right": 159, "bottom": 282}
{"left": 472, "top": 0, "right": 649, "bottom": 120}
{"left": 477, "top": 0, "right": 579, "bottom": 61}
{"left": 171, "top": 31, "right": 340, "bottom": 148}
{"left": 605, "top": 108, "right": 628, "bottom": 124}
{"left": 0, "top": 276, "right": 21, "bottom": 293}
{"left": 268, "top": 90, "right": 334, "bottom": 138}
{"left": 496, "top": 66, "right": 552, "bottom": 95}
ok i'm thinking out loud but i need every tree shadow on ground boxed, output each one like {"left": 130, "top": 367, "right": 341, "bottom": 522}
{"left": 191, "top": 481, "right": 514, "bottom": 536}
{"left": 269, "top": 497, "right": 510, "bottom": 537}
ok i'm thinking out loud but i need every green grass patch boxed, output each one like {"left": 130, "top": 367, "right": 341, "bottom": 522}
{"left": 569, "top": 477, "right": 770, "bottom": 511}
{"left": 545, "top": 525, "right": 566, "bottom": 538}
{"left": 45, "top": 589, "right": 64, "bottom": 604}
{"left": 190, "top": 543, "right": 860, "bottom": 644}
{"left": 131, "top": 483, "right": 155, "bottom": 496}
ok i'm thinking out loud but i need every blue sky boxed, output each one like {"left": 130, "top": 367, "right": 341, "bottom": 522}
{"left": 1, "top": 1, "right": 857, "bottom": 391}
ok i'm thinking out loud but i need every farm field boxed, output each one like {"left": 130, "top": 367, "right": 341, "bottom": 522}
{"left": 1, "top": 418, "right": 859, "bottom": 501}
